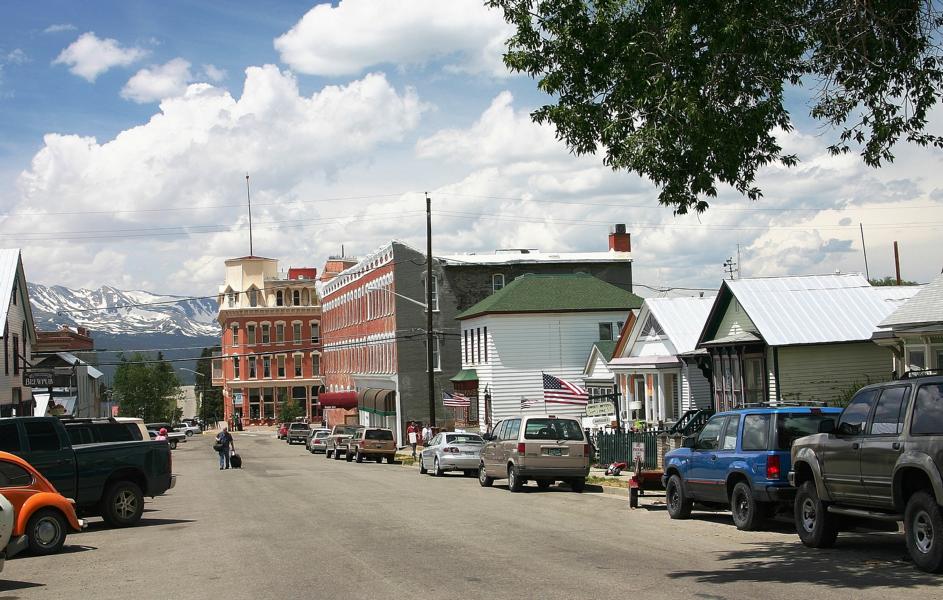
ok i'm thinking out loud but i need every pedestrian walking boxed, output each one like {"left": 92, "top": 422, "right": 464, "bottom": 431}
{"left": 421, "top": 424, "right": 431, "bottom": 446}
{"left": 407, "top": 422, "right": 418, "bottom": 458}
{"left": 215, "top": 424, "right": 234, "bottom": 470}
{"left": 155, "top": 427, "right": 168, "bottom": 441}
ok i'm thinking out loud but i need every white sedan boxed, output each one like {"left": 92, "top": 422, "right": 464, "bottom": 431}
{"left": 419, "top": 432, "right": 484, "bottom": 477}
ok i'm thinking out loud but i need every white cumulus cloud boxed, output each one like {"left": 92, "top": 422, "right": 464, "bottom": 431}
{"left": 53, "top": 32, "right": 147, "bottom": 82}
{"left": 274, "top": 0, "right": 514, "bottom": 77}
{"left": 121, "top": 58, "right": 194, "bottom": 103}
{"left": 202, "top": 64, "right": 226, "bottom": 83}
{"left": 44, "top": 23, "right": 77, "bottom": 34}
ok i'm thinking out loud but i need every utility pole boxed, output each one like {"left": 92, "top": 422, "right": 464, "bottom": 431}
{"left": 245, "top": 173, "right": 254, "bottom": 256}
{"left": 425, "top": 192, "right": 436, "bottom": 427}
{"left": 859, "top": 223, "right": 870, "bottom": 281}
{"left": 894, "top": 241, "right": 902, "bottom": 285}
{"left": 736, "top": 244, "right": 742, "bottom": 279}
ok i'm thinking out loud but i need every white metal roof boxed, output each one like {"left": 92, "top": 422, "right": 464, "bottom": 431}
{"left": 725, "top": 274, "right": 920, "bottom": 346}
{"left": 438, "top": 249, "right": 631, "bottom": 266}
{"left": 879, "top": 273, "right": 943, "bottom": 328}
{"left": 0, "top": 249, "right": 22, "bottom": 335}
{"left": 645, "top": 296, "right": 716, "bottom": 354}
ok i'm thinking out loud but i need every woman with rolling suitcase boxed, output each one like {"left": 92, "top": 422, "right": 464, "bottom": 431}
{"left": 215, "top": 424, "right": 233, "bottom": 470}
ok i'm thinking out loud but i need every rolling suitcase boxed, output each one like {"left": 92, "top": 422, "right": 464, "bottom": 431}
{"left": 230, "top": 453, "right": 242, "bottom": 469}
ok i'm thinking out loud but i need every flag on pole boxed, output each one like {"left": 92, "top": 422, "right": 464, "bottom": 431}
{"left": 520, "top": 397, "right": 540, "bottom": 409}
{"left": 443, "top": 391, "right": 471, "bottom": 407}
{"left": 542, "top": 373, "right": 589, "bottom": 405}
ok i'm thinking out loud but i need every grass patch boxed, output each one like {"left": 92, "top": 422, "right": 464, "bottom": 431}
{"left": 586, "top": 476, "right": 629, "bottom": 488}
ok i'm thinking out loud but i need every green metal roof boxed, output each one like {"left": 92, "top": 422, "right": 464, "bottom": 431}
{"left": 593, "top": 341, "right": 618, "bottom": 362}
{"left": 456, "top": 274, "right": 643, "bottom": 320}
{"left": 449, "top": 369, "right": 479, "bottom": 382}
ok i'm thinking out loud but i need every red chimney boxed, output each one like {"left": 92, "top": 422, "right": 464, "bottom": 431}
{"left": 608, "top": 224, "right": 631, "bottom": 252}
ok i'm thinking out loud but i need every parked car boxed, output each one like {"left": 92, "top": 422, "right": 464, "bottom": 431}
{"left": 174, "top": 422, "right": 201, "bottom": 437}
{"left": 0, "top": 493, "right": 12, "bottom": 571}
{"left": 277, "top": 423, "right": 290, "bottom": 440}
{"left": 663, "top": 406, "right": 842, "bottom": 530}
{"left": 147, "top": 428, "right": 186, "bottom": 449}
{"left": 0, "top": 416, "right": 175, "bottom": 528}
{"left": 61, "top": 417, "right": 144, "bottom": 445}
{"left": 478, "top": 415, "right": 591, "bottom": 492}
{"left": 114, "top": 417, "right": 150, "bottom": 440}
{"left": 306, "top": 429, "right": 330, "bottom": 453}
{"left": 346, "top": 428, "right": 396, "bottom": 463}
{"left": 790, "top": 375, "right": 943, "bottom": 572}
{"left": 324, "top": 424, "right": 362, "bottom": 460}
{"left": 287, "top": 422, "right": 311, "bottom": 445}
{"left": 420, "top": 432, "right": 484, "bottom": 476}
{"left": 0, "top": 451, "right": 86, "bottom": 556}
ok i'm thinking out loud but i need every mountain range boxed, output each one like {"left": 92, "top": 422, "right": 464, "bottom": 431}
{"left": 28, "top": 283, "right": 221, "bottom": 383}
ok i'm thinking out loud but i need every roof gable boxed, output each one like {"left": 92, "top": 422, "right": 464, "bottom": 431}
{"left": 0, "top": 249, "right": 36, "bottom": 342}
{"left": 456, "top": 273, "right": 643, "bottom": 320}
{"left": 879, "top": 273, "right": 943, "bottom": 328}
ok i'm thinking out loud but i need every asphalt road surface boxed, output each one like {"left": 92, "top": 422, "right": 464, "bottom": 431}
{"left": 3, "top": 433, "right": 941, "bottom": 599}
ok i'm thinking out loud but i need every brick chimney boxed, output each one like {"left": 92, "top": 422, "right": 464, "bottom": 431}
{"left": 608, "top": 224, "right": 631, "bottom": 252}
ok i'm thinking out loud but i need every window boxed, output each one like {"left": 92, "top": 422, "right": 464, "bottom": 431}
{"left": 248, "top": 288, "right": 259, "bottom": 307}
{"left": 247, "top": 325, "right": 257, "bottom": 345}
{"left": 227, "top": 292, "right": 235, "bottom": 308}
{"left": 427, "top": 335, "right": 440, "bottom": 371}
{"left": 310, "top": 322, "right": 320, "bottom": 344}
{"left": 492, "top": 274, "right": 505, "bottom": 291}
{"left": 505, "top": 419, "right": 521, "bottom": 440}
{"left": 249, "top": 388, "right": 261, "bottom": 420}
{"left": 742, "top": 414, "right": 771, "bottom": 451}
{"left": 277, "top": 355, "right": 286, "bottom": 378}
{"left": 231, "top": 324, "right": 239, "bottom": 345}
{"left": 721, "top": 416, "right": 739, "bottom": 450}
{"left": 263, "top": 356, "right": 271, "bottom": 378}
{"left": 293, "top": 323, "right": 302, "bottom": 345}
{"left": 0, "top": 422, "right": 21, "bottom": 451}
{"left": 294, "top": 355, "right": 303, "bottom": 378}
{"left": 695, "top": 417, "right": 726, "bottom": 450}
{"left": 25, "top": 421, "right": 61, "bottom": 451}
{"left": 838, "top": 389, "right": 879, "bottom": 435}
{"left": 12, "top": 279, "right": 17, "bottom": 305}
{"left": 425, "top": 275, "right": 439, "bottom": 311}
{"left": 11, "top": 335, "right": 19, "bottom": 375}
{"left": 870, "top": 387, "right": 910, "bottom": 435}
{"left": 261, "top": 323, "right": 270, "bottom": 344}
{"left": 523, "top": 418, "right": 583, "bottom": 440}
{"left": 598, "top": 323, "right": 614, "bottom": 341}
{"left": 311, "top": 353, "right": 320, "bottom": 375}
{"left": 0, "top": 461, "right": 32, "bottom": 487}
{"left": 908, "top": 349, "right": 927, "bottom": 372}
{"left": 276, "top": 291, "right": 284, "bottom": 306}
{"left": 483, "top": 327, "right": 488, "bottom": 362}
{"left": 263, "top": 388, "right": 275, "bottom": 419}
{"left": 476, "top": 328, "right": 481, "bottom": 363}
{"left": 248, "top": 356, "right": 257, "bottom": 379}
{"left": 293, "top": 290, "right": 301, "bottom": 306}
{"left": 233, "top": 356, "right": 240, "bottom": 379}
{"left": 775, "top": 413, "right": 835, "bottom": 449}
{"left": 464, "top": 330, "right": 470, "bottom": 364}
{"left": 912, "top": 384, "right": 943, "bottom": 435}
{"left": 276, "top": 324, "right": 285, "bottom": 343}
{"left": 743, "top": 357, "right": 765, "bottom": 405}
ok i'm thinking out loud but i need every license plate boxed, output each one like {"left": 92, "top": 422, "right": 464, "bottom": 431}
{"left": 461, "top": 451, "right": 476, "bottom": 455}
{"left": 543, "top": 448, "right": 564, "bottom": 456}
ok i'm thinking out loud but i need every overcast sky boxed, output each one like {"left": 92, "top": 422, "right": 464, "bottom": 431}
{"left": 1, "top": 0, "right": 941, "bottom": 297}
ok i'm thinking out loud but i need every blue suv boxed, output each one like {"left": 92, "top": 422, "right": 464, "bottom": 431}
{"left": 662, "top": 406, "right": 842, "bottom": 530}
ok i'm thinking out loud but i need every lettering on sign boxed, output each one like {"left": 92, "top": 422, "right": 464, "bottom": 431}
{"left": 585, "top": 401, "right": 615, "bottom": 417}
{"left": 233, "top": 392, "right": 244, "bottom": 406}
{"left": 24, "top": 371, "right": 54, "bottom": 387}
{"left": 632, "top": 442, "right": 645, "bottom": 462}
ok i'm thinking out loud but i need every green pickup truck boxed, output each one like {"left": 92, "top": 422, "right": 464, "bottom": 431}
{"left": 0, "top": 416, "right": 175, "bottom": 527}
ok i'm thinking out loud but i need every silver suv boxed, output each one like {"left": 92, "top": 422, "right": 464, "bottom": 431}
{"left": 478, "top": 416, "right": 590, "bottom": 492}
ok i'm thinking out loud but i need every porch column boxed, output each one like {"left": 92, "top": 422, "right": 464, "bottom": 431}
{"left": 656, "top": 373, "right": 665, "bottom": 424}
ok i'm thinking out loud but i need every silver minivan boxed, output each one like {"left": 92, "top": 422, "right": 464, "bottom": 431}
{"left": 478, "top": 416, "right": 590, "bottom": 492}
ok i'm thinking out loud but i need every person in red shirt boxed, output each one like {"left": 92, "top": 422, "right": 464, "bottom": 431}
{"left": 406, "top": 422, "right": 418, "bottom": 458}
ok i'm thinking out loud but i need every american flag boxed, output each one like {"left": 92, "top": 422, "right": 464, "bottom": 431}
{"left": 542, "top": 373, "right": 589, "bottom": 405}
{"left": 443, "top": 391, "right": 471, "bottom": 408}
{"left": 521, "top": 397, "right": 540, "bottom": 409}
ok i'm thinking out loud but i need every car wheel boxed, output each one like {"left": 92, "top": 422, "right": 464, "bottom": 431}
{"left": 346, "top": 450, "right": 353, "bottom": 462}
{"left": 905, "top": 490, "right": 943, "bottom": 573}
{"left": 169, "top": 440, "right": 177, "bottom": 450}
{"left": 433, "top": 457, "right": 444, "bottom": 477}
{"left": 731, "top": 481, "right": 765, "bottom": 531}
{"left": 185, "top": 431, "right": 194, "bottom": 437}
{"left": 508, "top": 465, "right": 523, "bottom": 492}
{"left": 419, "top": 456, "right": 428, "bottom": 474}
{"left": 569, "top": 478, "right": 586, "bottom": 493}
{"left": 356, "top": 450, "right": 364, "bottom": 463}
{"left": 536, "top": 479, "right": 552, "bottom": 490}
{"left": 27, "top": 508, "right": 68, "bottom": 555}
{"left": 326, "top": 449, "right": 333, "bottom": 459}
{"left": 478, "top": 463, "right": 494, "bottom": 487}
{"left": 666, "top": 474, "right": 693, "bottom": 520}
{"left": 386, "top": 455, "right": 395, "bottom": 464}
{"left": 795, "top": 481, "right": 838, "bottom": 548}
{"left": 101, "top": 480, "right": 144, "bottom": 527}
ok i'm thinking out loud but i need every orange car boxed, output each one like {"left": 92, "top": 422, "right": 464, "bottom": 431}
{"left": 0, "top": 451, "right": 85, "bottom": 556}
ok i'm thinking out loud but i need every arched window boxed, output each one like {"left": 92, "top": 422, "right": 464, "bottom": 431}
{"left": 301, "top": 288, "right": 310, "bottom": 306}
{"left": 248, "top": 287, "right": 259, "bottom": 307}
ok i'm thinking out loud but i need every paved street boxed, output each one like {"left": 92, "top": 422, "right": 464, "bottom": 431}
{"left": 3, "top": 433, "right": 940, "bottom": 599}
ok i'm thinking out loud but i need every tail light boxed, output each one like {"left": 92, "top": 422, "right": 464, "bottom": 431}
{"left": 766, "top": 454, "right": 781, "bottom": 480}
{"left": 517, "top": 442, "right": 526, "bottom": 454}
{"left": 445, "top": 447, "right": 460, "bottom": 454}
{"left": 583, "top": 444, "right": 590, "bottom": 457}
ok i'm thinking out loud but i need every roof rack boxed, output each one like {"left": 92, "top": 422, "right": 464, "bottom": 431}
{"left": 736, "top": 400, "right": 828, "bottom": 408}
{"left": 900, "top": 369, "right": 943, "bottom": 380}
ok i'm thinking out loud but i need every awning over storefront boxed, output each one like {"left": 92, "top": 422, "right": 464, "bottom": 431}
{"left": 318, "top": 391, "right": 358, "bottom": 409}
{"left": 450, "top": 369, "right": 478, "bottom": 382}
{"left": 358, "top": 388, "right": 396, "bottom": 416}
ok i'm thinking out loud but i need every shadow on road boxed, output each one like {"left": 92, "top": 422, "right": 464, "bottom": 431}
{"left": 0, "top": 579, "right": 44, "bottom": 591}
{"left": 668, "top": 535, "right": 931, "bottom": 589}
{"left": 84, "top": 518, "right": 195, "bottom": 532}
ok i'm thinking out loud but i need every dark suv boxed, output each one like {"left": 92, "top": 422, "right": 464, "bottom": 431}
{"left": 790, "top": 375, "right": 943, "bottom": 572}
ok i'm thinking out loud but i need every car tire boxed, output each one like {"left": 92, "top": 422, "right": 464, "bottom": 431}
{"left": 185, "top": 431, "right": 194, "bottom": 437}
{"left": 569, "top": 478, "right": 586, "bottom": 493}
{"left": 666, "top": 474, "right": 693, "bottom": 520}
{"left": 326, "top": 449, "right": 333, "bottom": 459}
{"left": 479, "top": 464, "right": 494, "bottom": 487}
{"left": 356, "top": 450, "right": 364, "bottom": 463}
{"left": 536, "top": 479, "right": 552, "bottom": 490}
{"left": 419, "top": 456, "right": 428, "bottom": 474}
{"left": 433, "top": 457, "right": 444, "bottom": 477}
{"left": 905, "top": 490, "right": 943, "bottom": 573}
{"left": 508, "top": 465, "right": 523, "bottom": 492}
{"left": 100, "top": 480, "right": 145, "bottom": 527}
{"left": 731, "top": 481, "right": 765, "bottom": 531}
{"left": 795, "top": 481, "right": 838, "bottom": 548}
{"left": 169, "top": 440, "right": 177, "bottom": 450}
{"left": 26, "top": 508, "right": 68, "bottom": 555}
{"left": 346, "top": 450, "right": 353, "bottom": 462}
{"left": 386, "top": 455, "right": 395, "bottom": 464}
{"left": 375, "top": 456, "right": 382, "bottom": 463}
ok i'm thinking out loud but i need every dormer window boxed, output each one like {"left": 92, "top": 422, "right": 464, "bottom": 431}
{"left": 248, "top": 288, "right": 259, "bottom": 307}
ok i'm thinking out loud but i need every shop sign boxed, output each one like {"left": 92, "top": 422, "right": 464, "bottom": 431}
{"left": 24, "top": 371, "right": 54, "bottom": 387}
{"left": 585, "top": 401, "right": 615, "bottom": 417}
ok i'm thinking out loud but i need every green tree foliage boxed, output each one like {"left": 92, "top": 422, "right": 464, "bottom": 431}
{"left": 113, "top": 352, "right": 183, "bottom": 423}
{"left": 870, "top": 275, "right": 918, "bottom": 286}
{"left": 278, "top": 391, "right": 303, "bottom": 423}
{"left": 195, "top": 347, "right": 223, "bottom": 423}
{"left": 488, "top": 0, "right": 943, "bottom": 214}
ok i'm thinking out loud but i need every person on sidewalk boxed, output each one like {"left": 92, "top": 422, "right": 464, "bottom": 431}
{"left": 155, "top": 427, "right": 168, "bottom": 442}
{"left": 421, "top": 424, "right": 431, "bottom": 447}
{"left": 216, "top": 424, "right": 234, "bottom": 470}
{"left": 407, "top": 422, "right": 418, "bottom": 458}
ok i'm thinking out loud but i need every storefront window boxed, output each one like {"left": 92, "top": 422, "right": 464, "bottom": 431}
{"left": 249, "top": 388, "right": 261, "bottom": 420}
{"left": 263, "top": 388, "right": 275, "bottom": 419}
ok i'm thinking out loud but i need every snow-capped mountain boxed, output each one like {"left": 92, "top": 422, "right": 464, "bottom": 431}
{"left": 28, "top": 283, "right": 220, "bottom": 337}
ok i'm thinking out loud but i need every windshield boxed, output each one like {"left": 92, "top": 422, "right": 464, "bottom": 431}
{"left": 314, "top": 431, "right": 330, "bottom": 438}
{"left": 446, "top": 434, "right": 483, "bottom": 445}
{"left": 365, "top": 429, "right": 394, "bottom": 440}
{"left": 774, "top": 413, "right": 833, "bottom": 450}
{"left": 290, "top": 423, "right": 309, "bottom": 430}
{"left": 335, "top": 426, "right": 360, "bottom": 435}
{"left": 523, "top": 418, "right": 585, "bottom": 441}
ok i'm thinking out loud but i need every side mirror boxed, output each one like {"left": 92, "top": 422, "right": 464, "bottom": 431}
{"left": 483, "top": 433, "right": 493, "bottom": 441}
{"left": 818, "top": 419, "right": 835, "bottom": 434}
{"left": 682, "top": 436, "right": 696, "bottom": 449}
